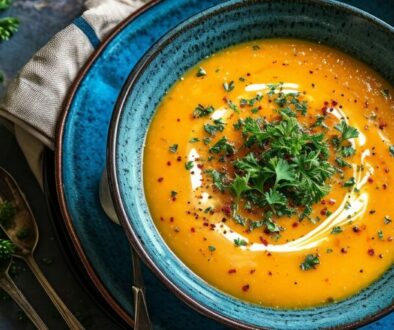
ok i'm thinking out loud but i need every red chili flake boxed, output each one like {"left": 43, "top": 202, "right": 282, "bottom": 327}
{"left": 170, "top": 217, "right": 174, "bottom": 222}
{"left": 267, "top": 252, "right": 272, "bottom": 256}
{"left": 382, "top": 183, "right": 388, "bottom": 190}
{"left": 250, "top": 269, "right": 256, "bottom": 274}
{"left": 157, "top": 177, "right": 164, "bottom": 183}
{"left": 352, "top": 226, "right": 361, "bottom": 233}
{"left": 203, "top": 222, "right": 209, "bottom": 227}
{"left": 222, "top": 218, "right": 227, "bottom": 222}
{"left": 292, "top": 222, "right": 298, "bottom": 228}
{"left": 242, "top": 284, "right": 250, "bottom": 292}
{"left": 221, "top": 205, "right": 231, "bottom": 216}
{"left": 197, "top": 164, "right": 204, "bottom": 169}
{"left": 209, "top": 224, "right": 216, "bottom": 230}
{"left": 384, "top": 168, "right": 390, "bottom": 173}
{"left": 166, "top": 161, "right": 171, "bottom": 166}
{"left": 268, "top": 271, "right": 273, "bottom": 276}
{"left": 340, "top": 247, "right": 348, "bottom": 254}
{"left": 176, "top": 156, "right": 182, "bottom": 162}
{"left": 378, "top": 254, "right": 384, "bottom": 259}
{"left": 321, "top": 199, "right": 327, "bottom": 205}
{"left": 259, "top": 236, "right": 268, "bottom": 246}
{"left": 176, "top": 118, "right": 181, "bottom": 122}
{"left": 388, "top": 236, "right": 393, "bottom": 242}
{"left": 321, "top": 107, "right": 328, "bottom": 115}
{"left": 246, "top": 72, "right": 251, "bottom": 76}
{"left": 378, "top": 122, "right": 387, "bottom": 130}
{"left": 320, "top": 207, "right": 328, "bottom": 216}
{"left": 331, "top": 100, "right": 338, "bottom": 107}
{"left": 309, "top": 70, "right": 314, "bottom": 74}
{"left": 228, "top": 269, "right": 237, "bottom": 274}
{"left": 324, "top": 101, "right": 329, "bottom": 106}
{"left": 368, "top": 177, "right": 374, "bottom": 183}
{"left": 160, "top": 217, "right": 164, "bottom": 221}
{"left": 190, "top": 227, "right": 195, "bottom": 233}
{"left": 367, "top": 248, "right": 375, "bottom": 256}
{"left": 222, "top": 96, "right": 228, "bottom": 103}
{"left": 328, "top": 199, "right": 336, "bottom": 205}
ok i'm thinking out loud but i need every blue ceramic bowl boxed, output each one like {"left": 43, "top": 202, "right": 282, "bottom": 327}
{"left": 108, "top": 0, "right": 394, "bottom": 328}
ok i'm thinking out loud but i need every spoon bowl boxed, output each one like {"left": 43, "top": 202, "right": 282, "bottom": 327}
{"left": 0, "top": 167, "right": 84, "bottom": 329}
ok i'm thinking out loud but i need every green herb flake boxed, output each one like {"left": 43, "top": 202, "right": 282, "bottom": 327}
{"left": 223, "top": 80, "right": 235, "bottom": 92}
{"left": 208, "top": 245, "right": 216, "bottom": 252}
{"left": 384, "top": 216, "right": 392, "bottom": 224}
{"left": 204, "top": 118, "right": 225, "bottom": 136}
{"left": 377, "top": 230, "right": 384, "bottom": 240}
{"left": 0, "top": 17, "right": 19, "bottom": 42}
{"left": 300, "top": 254, "right": 320, "bottom": 271}
{"left": 196, "top": 67, "right": 207, "bottom": 77}
{"left": 233, "top": 238, "right": 247, "bottom": 247}
{"left": 343, "top": 177, "right": 356, "bottom": 187}
{"left": 189, "top": 137, "right": 200, "bottom": 143}
{"left": 193, "top": 104, "right": 214, "bottom": 118}
{"left": 209, "top": 137, "right": 235, "bottom": 156}
{"left": 169, "top": 144, "right": 178, "bottom": 153}
{"left": 331, "top": 226, "right": 343, "bottom": 234}
{"left": 185, "top": 161, "right": 194, "bottom": 170}
{"left": 326, "top": 248, "right": 333, "bottom": 254}
{"left": 170, "top": 191, "right": 177, "bottom": 198}
{"left": 389, "top": 145, "right": 394, "bottom": 156}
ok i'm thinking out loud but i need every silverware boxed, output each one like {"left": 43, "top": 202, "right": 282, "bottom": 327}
{"left": 131, "top": 247, "right": 152, "bottom": 330}
{"left": 0, "top": 257, "right": 48, "bottom": 330}
{"left": 99, "top": 169, "right": 152, "bottom": 329}
{"left": 0, "top": 167, "right": 85, "bottom": 330}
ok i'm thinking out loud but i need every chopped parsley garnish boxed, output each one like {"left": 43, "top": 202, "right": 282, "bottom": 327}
{"left": 204, "top": 118, "right": 225, "bottom": 135}
{"left": 185, "top": 161, "right": 194, "bottom": 170}
{"left": 208, "top": 245, "right": 216, "bottom": 252}
{"left": 196, "top": 67, "right": 207, "bottom": 77}
{"left": 331, "top": 226, "right": 343, "bottom": 234}
{"left": 189, "top": 137, "right": 200, "bottom": 143}
{"left": 341, "top": 146, "right": 355, "bottom": 158}
{"left": 233, "top": 238, "right": 247, "bottom": 247}
{"left": 193, "top": 104, "right": 214, "bottom": 118}
{"left": 334, "top": 120, "right": 359, "bottom": 142}
{"left": 384, "top": 216, "right": 392, "bottom": 224}
{"left": 252, "top": 44, "right": 260, "bottom": 50}
{"left": 343, "top": 177, "right": 356, "bottom": 187}
{"left": 223, "top": 80, "right": 235, "bottom": 92}
{"left": 389, "top": 145, "right": 394, "bottom": 157}
{"left": 169, "top": 144, "right": 178, "bottom": 153}
{"left": 209, "top": 137, "right": 235, "bottom": 156}
{"left": 170, "top": 191, "right": 177, "bottom": 198}
{"left": 300, "top": 254, "right": 320, "bottom": 271}
{"left": 377, "top": 230, "right": 384, "bottom": 240}
{"left": 206, "top": 169, "right": 226, "bottom": 192}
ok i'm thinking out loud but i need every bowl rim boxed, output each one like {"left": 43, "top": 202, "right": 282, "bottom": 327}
{"left": 108, "top": 0, "right": 394, "bottom": 328}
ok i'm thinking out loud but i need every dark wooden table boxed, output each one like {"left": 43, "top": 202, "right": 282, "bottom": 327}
{"left": 0, "top": 1, "right": 393, "bottom": 329}
{"left": 0, "top": 2, "right": 123, "bottom": 329}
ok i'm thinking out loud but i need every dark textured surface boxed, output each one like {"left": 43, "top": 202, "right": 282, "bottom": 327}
{"left": 0, "top": 0, "right": 393, "bottom": 329}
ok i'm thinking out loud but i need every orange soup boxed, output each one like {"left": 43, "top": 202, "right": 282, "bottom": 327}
{"left": 144, "top": 39, "right": 394, "bottom": 308}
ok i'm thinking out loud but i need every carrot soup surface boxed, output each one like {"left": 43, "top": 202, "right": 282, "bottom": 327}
{"left": 143, "top": 39, "right": 394, "bottom": 308}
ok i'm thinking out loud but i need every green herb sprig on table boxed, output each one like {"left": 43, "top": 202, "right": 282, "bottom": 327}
{"left": 0, "top": 0, "right": 20, "bottom": 83}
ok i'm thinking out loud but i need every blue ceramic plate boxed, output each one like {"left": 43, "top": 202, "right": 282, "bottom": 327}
{"left": 56, "top": 0, "right": 393, "bottom": 328}
{"left": 109, "top": 0, "right": 393, "bottom": 329}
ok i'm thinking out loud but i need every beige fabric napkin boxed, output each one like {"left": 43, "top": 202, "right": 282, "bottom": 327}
{"left": 0, "top": 0, "right": 147, "bottom": 187}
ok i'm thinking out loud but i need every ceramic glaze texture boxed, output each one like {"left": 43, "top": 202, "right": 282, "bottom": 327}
{"left": 111, "top": 0, "right": 393, "bottom": 329}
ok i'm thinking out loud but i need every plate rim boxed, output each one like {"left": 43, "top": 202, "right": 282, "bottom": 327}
{"left": 55, "top": 0, "right": 163, "bottom": 326}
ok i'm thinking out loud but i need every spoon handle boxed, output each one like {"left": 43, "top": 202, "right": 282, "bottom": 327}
{"left": 24, "top": 254, "right": 85, "bottom": 330}
{"left": 0, "top": 273, "right": 48, "bottom": 330}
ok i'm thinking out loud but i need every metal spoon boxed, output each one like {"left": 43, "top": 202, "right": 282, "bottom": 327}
{"left": 100, "top": 169, "right": 152, "bottom": 329}
{"left": 0, "top": 167, "right": 84, "bottom": 330}
{"left": 0, "top": 257, "right": 48, "bottom": 329}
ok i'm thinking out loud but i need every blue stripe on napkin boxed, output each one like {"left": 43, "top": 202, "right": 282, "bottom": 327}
{"left": 73, "top": 17, "right": 100, "bottom": 48}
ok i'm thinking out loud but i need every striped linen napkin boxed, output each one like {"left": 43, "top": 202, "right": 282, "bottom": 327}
{"left": 0, "top": 0, "right": 147, "bottom": 186}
